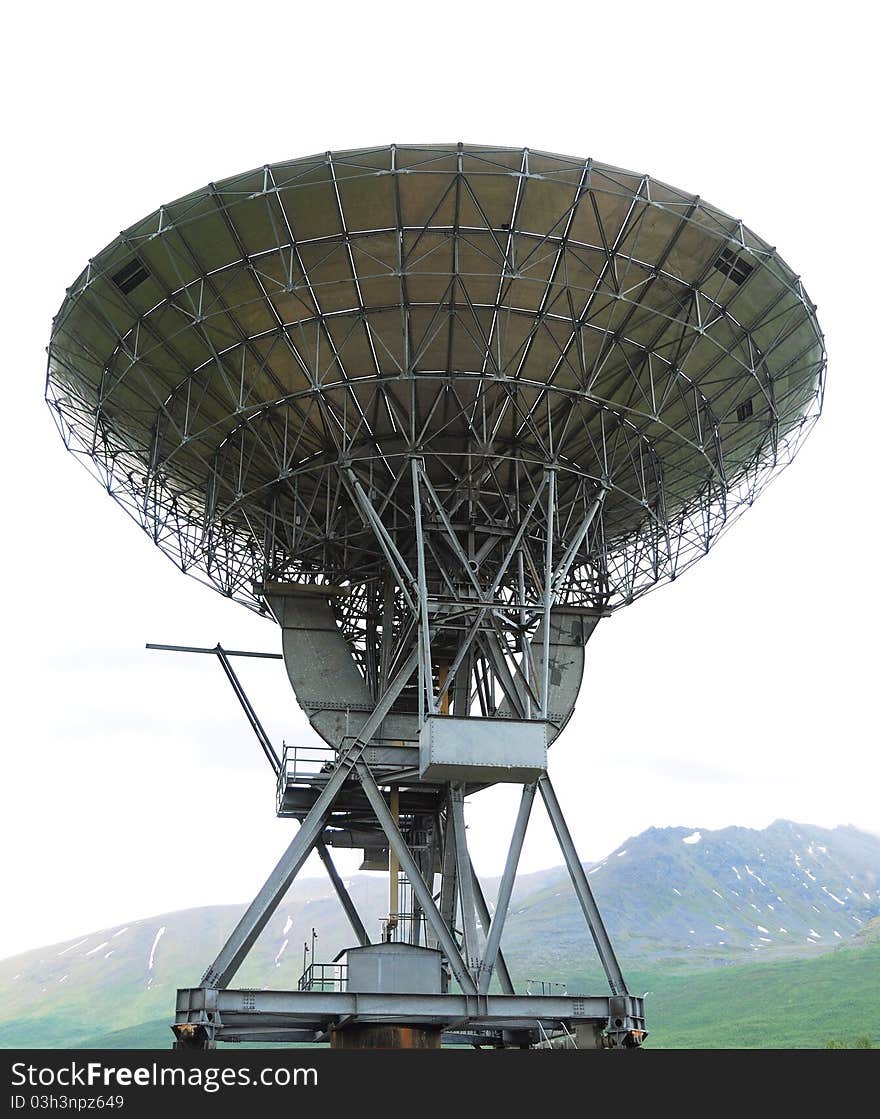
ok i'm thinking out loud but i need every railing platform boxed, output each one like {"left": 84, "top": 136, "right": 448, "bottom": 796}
{"left": 298, "top": 962, "right": 347, "bottom": 993}
{"left": 275, "top": 740, "right": 424, "bottom": 817}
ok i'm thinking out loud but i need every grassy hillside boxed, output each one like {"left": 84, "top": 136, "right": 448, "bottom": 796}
{"left": 650, "top": 941, "right": 878, "bottom": 1048}
{"left": 556, "top": 921, "right": 880, "bottom": 1049}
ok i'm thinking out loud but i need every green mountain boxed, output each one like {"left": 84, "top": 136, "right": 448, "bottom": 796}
{"left": 502, "top": 818, "right": 880, "bottom": 973}
{"left": 2, "top": 820, "right": 878, "bottom": 1049}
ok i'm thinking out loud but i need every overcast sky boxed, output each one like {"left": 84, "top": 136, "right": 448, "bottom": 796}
{"left": 1, "top": 1, "right": 876, "bottom": 961}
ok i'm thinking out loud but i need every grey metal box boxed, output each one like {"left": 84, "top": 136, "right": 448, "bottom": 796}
{"left": 346, "top": 943, "right": 443, "bottom": 994}
{"left": 419, "top": 716, "right": 548, "bottom": 783}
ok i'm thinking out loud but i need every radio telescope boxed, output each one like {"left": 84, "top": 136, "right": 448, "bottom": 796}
{"left": 47, "top": 144, "right": 824, "bottom": 1049}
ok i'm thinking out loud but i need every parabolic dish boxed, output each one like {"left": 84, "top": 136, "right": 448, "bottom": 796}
{"left": 47, "top": 144, "right": 824, "bottom": 613}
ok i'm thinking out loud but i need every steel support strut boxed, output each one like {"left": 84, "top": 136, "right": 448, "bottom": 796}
{"left": 214, "top": 645, "right": 281, "bottom": 775}
{"left": 316, "top": 839, "right": 370, "bottom": 947}
{"left": 540, "top": 468, "right": 556, "bottom": 718}
{"left": 538, "top": 774, "right": 628, "bottom": 997}
{"left": 478, "top": 782, "right": 536, "bottom": 993}
{"left": 147, "top": 643, "right": 281, "bottom": 774}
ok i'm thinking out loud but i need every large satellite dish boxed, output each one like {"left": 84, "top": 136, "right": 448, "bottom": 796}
{"left": 46, "top": 144, "right": 825, "bottom": 1049}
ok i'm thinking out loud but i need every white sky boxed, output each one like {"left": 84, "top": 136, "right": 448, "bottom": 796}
{"left": 1, "top": 1, "right": 877, "bottom": 961}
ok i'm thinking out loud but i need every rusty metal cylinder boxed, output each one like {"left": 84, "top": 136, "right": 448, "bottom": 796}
{"left": 330, "top": 1024, "right": 442, "bottom": 1049}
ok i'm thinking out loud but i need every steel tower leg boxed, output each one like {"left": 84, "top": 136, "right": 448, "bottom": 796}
{"left": 432, "top": 805, "right": 458, "bottom": 966}
{"left": 200, "top": 761, "right": 349, "bottom": 989}
{"left": 450, "top": 785, "right": 480, "bottom": 975}
{"left": 469, "top": 857, "right": 514, "bottom": 995}
{"left": 477, "top": 781, "right": 536, "bottom": 994}
{"left": 538, "top": 774, "right": 628, "bottom": 997}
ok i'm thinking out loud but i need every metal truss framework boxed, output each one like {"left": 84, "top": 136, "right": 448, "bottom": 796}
{"left": 176, "top": 710, "right": 646, "bottom": 1048}
{"left": 171, "top": 456, "right": 647, "bottom": 1048}
{"left": 46, "top": 144, "right": 825, "bottom": 627}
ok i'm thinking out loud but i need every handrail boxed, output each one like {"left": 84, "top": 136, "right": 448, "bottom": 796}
{"left": 276, "top": 742, "right": 339, "bottom": 810}
{"left": 525, "top": 978, "right": 569, "bottom": 997}
{"left": 297, "top": 962, "right": 347, "bottom": 992}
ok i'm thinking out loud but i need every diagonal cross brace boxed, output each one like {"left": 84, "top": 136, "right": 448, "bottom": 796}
{"left": 475, "top": 631, "right": 527, "bottom": 718}
{"left": 343, "top": 467, "right": 418, "bottom": 614}
{"left": 317, "top": 839, "right": 370, "bottom": 947}
{"left": 550, "top": 486, "right": 607, "bottom": 598}
{"left": 469, "top": 857, "right": 514, "bottom": 995}
{"left": 214, "top": 645, "right": 281, "bottom": 774}
{"left": 478, "top": 781, "right": 536, "bottom": 994}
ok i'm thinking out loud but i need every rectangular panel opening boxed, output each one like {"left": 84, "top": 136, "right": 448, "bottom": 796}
{"left": 111, "top": 258, "right": 150, "bottom": 295}
{"left": 714, "top": 245, "right": 754, "bottom": 286}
